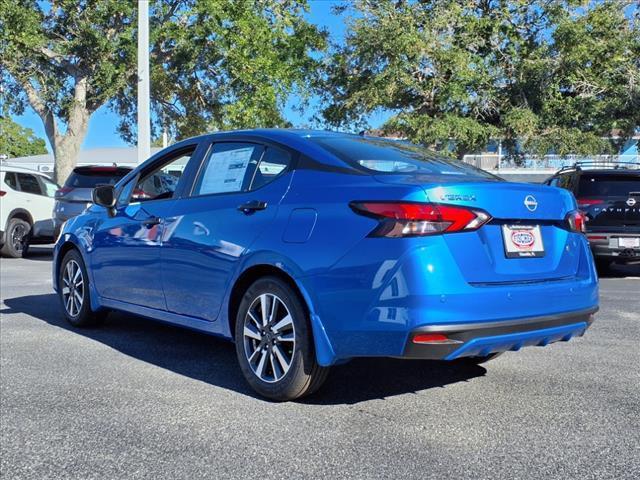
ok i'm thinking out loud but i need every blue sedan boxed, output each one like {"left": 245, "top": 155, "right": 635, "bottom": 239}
{"left": 53, "top": 130, "right": 598, "bottom": 400}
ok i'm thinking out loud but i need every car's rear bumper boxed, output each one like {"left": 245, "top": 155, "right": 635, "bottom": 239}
{"left": 587, "top": 232, "right": 640, "bottom": 263}
{"left": 403, "top": 306, "right": 597, "bottom": 360}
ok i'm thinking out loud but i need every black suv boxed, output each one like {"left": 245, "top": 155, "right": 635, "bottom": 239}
{"left": 544, "top": 162, "right": 640, "bottom": 269}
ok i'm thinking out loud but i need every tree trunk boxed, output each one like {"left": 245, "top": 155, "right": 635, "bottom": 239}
{"left": 19, "top": 77, "right": 90, "bottom": 185}
{"left": 52, "top": 128, "right": 87, "bottom": 185}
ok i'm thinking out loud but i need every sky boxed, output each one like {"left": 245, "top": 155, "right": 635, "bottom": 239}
{"left": 12, "top": 0, "right": 391, "bottom": 152}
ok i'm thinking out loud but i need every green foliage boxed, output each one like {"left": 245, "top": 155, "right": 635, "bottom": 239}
{"left": 0, "top": 116, "right": 47, "bottom": 157}
{"left": 320, "top": 0, "right": 640, "bottom": 158}
{"left": 111, "top": 0, "right": 327, "bottom": 142}
{"left": 0, "top": 0, "right": 137, "bottom": 121}
{"left": 0, "top": 0, "right": 325, "bottom": 147}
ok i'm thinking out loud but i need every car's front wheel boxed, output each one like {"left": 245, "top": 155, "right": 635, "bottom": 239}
{"left": 59, "top": 249, "right": 107, "bottom": 327}
{"left": 235, "top": 276, "right": 329, "bottom": 401}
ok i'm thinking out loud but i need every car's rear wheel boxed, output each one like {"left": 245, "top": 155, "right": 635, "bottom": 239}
{"left": 1, "top": 218, "right": 30, "bottom": 258}
{"left": 59, "top": 249, "right": 106, "bottom": 327}
{"left": 235, "top": 276, "right": 329, "bottom": 401}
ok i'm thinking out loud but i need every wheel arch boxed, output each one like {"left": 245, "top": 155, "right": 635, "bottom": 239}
{"left": 227, "top": 263, "right": 337, "bottom": 367}
{"left": 6, "top": 208, "right": 34, "bottom": 229}
{"left": 54, "top": 237, "right": 103, "bottom": 312}
{"left": 228, "top": 264, "right": 305, "bottom": 340}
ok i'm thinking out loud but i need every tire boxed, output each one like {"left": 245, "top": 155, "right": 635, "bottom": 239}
{"left": 20, "top": 232, "right": 31, "bottom": 258}
{"left": 235, "top": 276, "right": 329, "bottom": 401}
{"left": 455, "top": 352, "right": 503, "bottom": 366}
{"left": 1, "top": 218, "right": 30, "bottom": 258}
{"left": 58, "top": 249, "right": 107, "bottom": 328}
{"left": 595, "top": 258, "right": 612, "bottom": 274}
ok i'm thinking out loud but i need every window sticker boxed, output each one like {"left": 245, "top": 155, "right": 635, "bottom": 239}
{"left": 199, "top": 147, "right": 254, "bottom": 194}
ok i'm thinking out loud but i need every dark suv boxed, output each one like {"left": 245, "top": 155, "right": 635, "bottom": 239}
{"left": 545, "top": 162, "right": 640, "bottom": 269}
{"left": 54, "top": 165, "right": 132, "bottom": 236}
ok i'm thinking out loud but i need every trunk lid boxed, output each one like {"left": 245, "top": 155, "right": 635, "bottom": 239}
{"left": 375, "top": 175, "right": 581, "bottom": 283}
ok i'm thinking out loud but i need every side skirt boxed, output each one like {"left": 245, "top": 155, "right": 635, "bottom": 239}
{"left": 98, "top": 297, "right": 228, "bottom": 338}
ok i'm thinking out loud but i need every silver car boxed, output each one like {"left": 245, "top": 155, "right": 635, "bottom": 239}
{"left": 54, "top": 165, "right": 132, "bottom": 235}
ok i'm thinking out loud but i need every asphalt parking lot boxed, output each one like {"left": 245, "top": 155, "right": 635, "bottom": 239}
{"left": 1, "top": 248, "right": 639, "bottom": 479}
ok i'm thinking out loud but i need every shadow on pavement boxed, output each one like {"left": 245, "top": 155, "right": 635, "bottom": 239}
{"left": 1, "top": 293, "right": 486, "bottom": 404}
{"left": 24, "top": 245, "right": 54, "bottom": 261}
{"left": 597, "top": 263, "right": 640, "bottom": 278}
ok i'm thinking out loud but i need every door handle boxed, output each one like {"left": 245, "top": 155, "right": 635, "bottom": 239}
{"left": 238, "top": 200, "right": 268, "bottom": 214}
{"left": 141, "top": 217, "right": 162, "bottom": 228}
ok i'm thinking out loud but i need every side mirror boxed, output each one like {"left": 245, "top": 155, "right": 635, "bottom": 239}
{"left": 92, "top": 185, "right": 116, "bottom": 209}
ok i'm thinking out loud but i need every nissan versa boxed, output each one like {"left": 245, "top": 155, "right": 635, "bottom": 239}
{"left": 53, "top": 130, "right": 599, "bottom": 400}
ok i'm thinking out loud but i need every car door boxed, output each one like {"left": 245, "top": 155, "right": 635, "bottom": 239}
{"left": 90, "top": 142, "right": 205, "bottom": 309}
{"left": 160, "top": 141, "right": 294, "bottom": 321}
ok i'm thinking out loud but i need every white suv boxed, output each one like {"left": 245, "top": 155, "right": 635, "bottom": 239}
{"left": 0, "top": 164, "right": 58, "bottom": 257}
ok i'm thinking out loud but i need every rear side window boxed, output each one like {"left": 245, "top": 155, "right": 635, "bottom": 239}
{"left": 16, "top": 173, "right": 43, "bottom": 195}
{"left": 577, "top": 175, "right": 640, "bottom": 197}
{"left": 4, "top": 172, "right": 18, "bottom": 190}
{"left": 251, "top": 147, "right": 291, "bottom": 190}
{"left": 310, "top": 136, "right": 499, "bottom": 180}
{"left": 65, "top": 168, "right": 130, "bottom": 188}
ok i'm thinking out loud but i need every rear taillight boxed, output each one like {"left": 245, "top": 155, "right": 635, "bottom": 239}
{"left": 350, "top": 202, "right": 492, "bottom": 237}
{"left": 0, "top": 190, "right": 6, "bottom": 197}
{"left": 577, "top": 198, "right": 603, "bottom": 209}
{"left": 55, "top": 186, "right": 73, "bottom": 197}
{"left": 566, "top": 210, "right": 587, "bottom": 233}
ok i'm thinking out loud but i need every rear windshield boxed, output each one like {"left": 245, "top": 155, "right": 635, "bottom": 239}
{"left": 310, "top": 136, "right": 499, "bottom": 180}
{"left": 65, "top": 169, "right": 130, "bottom": 188}
{"left": 577, "top": 174, "right": 640, "bottom": 197}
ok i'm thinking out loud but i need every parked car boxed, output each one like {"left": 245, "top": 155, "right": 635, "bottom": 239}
{"left": 54, "top": 165, "right": 132, "bottom": 236}
{"left": 53, "top": 130, "right": 598, "bottom": 400}
{"left": 0, "top": 164, "right": 58, "bottom": 257}
{"left": 544, "top": 162, "right": 640, "bottom": 270}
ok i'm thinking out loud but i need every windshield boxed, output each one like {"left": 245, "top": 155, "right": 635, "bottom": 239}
{"left": 310, "top": 136, "right": 499, "bottom": 180}
{"left": 577, "top": 174, "right": 640, "bottom": 197}
{"left": 65, "top": 169, "right": 130, "bottom": 188}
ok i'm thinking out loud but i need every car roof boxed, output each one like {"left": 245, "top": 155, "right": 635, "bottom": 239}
{"left": 574, "top": 169, "right": 640, "bottom": 176}
{"left": 0, "top": 164, "right": 50, "bottom": 175}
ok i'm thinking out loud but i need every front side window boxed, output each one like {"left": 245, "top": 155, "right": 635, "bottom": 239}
{"left": 39, "top": 176, "right": 59, "bottom": 197}
{"left": 16, "top": 173, "right": 43, "bottom": 195}
{"left": 131, "top": 149, "right": 193, "bottom": 202}
{"left": 193, "top": 143, "right": 262, "bottom": 196}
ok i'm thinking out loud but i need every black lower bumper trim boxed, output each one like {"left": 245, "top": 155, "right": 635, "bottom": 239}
{"left": 403, "top": 307, "right": 598, "bottom": 360}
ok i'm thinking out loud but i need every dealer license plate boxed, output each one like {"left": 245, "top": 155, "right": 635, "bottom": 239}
{"left": 502, "top": 224, "right": 545, "bottom": 258}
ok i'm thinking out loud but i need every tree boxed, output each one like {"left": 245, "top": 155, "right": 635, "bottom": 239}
{"left": 320, "top": 0, "right": 640, "bottom": 159}
{"left": 0, "top": 0, "right": 137, "bottom": 183}
{"left": 0, "top": 1, "right": 325, "bottom": 184}
{"left": 0, "top": 116, "right": 47, "bottom": 157}
{"left": 111, "top": 0, "right": 326, "bottom": 143}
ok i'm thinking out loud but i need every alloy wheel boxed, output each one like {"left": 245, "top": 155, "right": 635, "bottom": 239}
{"left": 11, "top": 223, "right": 26, "bottom": 253}
{"left": 243, "top": 293, "right": 296, "bottom": 383}
{"left": 62, "top": 260, "right": 84, "bottom": 317}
